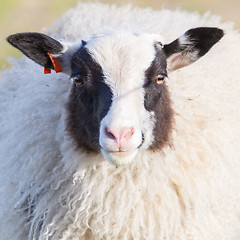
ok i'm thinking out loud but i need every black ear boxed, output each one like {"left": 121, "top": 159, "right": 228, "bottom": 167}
{"left": 163, "top": 27, "right": 224, "bottom": 71}
{"left": 7, "top": 32, "right": 64, "bottom": 70}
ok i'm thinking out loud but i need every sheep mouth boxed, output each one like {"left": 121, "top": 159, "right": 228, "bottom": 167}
{"left": 100, "top": 148, "right": 139, "bottom": 166}
{"left": 99, "top": 132, "right": 144, "bottom": 166}
{"left": 107, "top": 149, "right": 136, "bottom": 156}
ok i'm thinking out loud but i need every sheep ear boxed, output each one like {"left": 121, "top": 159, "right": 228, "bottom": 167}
{"left": 163, "top": 27, "right": 224, "bottom": 71}
{"left": 7, "top": 32, "right": 66, "bottom": 73}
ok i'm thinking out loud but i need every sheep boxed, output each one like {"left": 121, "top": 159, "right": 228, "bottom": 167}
{"left": 0, "top": 2, "right": 240, "bottom": 240}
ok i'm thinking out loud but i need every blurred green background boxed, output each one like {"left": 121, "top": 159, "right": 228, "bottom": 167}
{"left": 0, "top": 0, "right": 239, "bottom": 70}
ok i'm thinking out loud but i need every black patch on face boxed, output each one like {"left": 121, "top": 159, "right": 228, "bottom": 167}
{"left": 66, "top": 46, "right": 113, "bottom": 151}
{"left": 144, "top": 47, "right": 173, "bottom": 150}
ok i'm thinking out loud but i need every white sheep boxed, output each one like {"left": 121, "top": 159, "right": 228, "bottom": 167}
{"left": 0, "top": 2, "right": 240, "bottom": 240}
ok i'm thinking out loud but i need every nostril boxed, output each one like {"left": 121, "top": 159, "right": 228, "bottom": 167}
{"left": 105, "top": 127, "right": 117, "bottom": 140}
{"left": 104, "top": 126, "right": 135, "bottom": 148}
{"left": 122, "top": 127, "right": 134, "bottom": 140}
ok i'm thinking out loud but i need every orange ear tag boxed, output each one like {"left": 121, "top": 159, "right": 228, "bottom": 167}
{"left": 44, "top": 67, "right": 51, "bottom": 74}
{"left": 45, "top": 52, "right": 63, "bottom": 73}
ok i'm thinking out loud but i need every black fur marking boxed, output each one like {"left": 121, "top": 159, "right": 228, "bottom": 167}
{"left": 81, "top": 40, "right": 87, "bottom": 46}
{"left": 66, "top": 47, "right": 113, "bottom": 151}
{"left": 7, "top": 32, "right": 63, "bottom": 69}
{"left": 185, "top": 27, "right": 224, "bottom": 56}
{"left": 163, "top": 38, "right": 181, "bottom": 58}
{"left": 164, "top": 27, "right": 224, "bottom": 58}
{"left": 144, "top": 47, "right": 173, "bottom": 150}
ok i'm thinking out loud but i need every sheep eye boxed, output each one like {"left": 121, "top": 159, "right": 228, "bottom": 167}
{"left": 73, "top": 76, "right": 84, "bottom": 87}
{"left": 155, "top": 74, "right": 166, "bottom": 85}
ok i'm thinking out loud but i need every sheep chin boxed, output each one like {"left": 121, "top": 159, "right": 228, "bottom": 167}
{"left": 100, "top": 148, "right": 139, "bottom": 166}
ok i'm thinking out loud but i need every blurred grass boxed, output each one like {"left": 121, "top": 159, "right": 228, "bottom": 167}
{"left": 0, "top": 0, "right": 17, "bottom": 21}
{"left": 0, "top": 0, "right": 81, "bottom": 70}
{"left": 0, "top": 0, "right": 239, "bottom": 70}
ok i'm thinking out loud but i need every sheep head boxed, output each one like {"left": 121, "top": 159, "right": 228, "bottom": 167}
{"left": 7, "top": 27, "right": 224, "bottom": 166}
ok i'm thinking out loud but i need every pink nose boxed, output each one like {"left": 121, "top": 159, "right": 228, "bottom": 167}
{"left": 105, "top": 127, "right": 135, "bottom": 149}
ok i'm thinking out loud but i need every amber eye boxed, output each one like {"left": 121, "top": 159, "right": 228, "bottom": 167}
{"left": 73, "top": 76, "right": 84, "bottom": 86}
{"left": 155, "top": 74, "right": 166, "bottom": 85}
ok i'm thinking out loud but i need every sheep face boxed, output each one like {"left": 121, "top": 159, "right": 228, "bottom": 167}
{"left": 7, "top": 28, "right": 224, "bottom": 166}
{"left": 66, "top": 32, "right": 172, "bottom": 166}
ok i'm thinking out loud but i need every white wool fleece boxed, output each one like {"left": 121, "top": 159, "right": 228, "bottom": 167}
{"left": 0, "top": 2, "right": 240, "bottom": 240}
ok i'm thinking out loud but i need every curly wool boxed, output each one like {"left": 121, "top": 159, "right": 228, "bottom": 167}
{"left": 0, "top": 3, "right": 240, "bottom": 240}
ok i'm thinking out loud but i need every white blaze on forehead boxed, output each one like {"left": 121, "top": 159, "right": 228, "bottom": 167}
{"left": 86, "top": 32, "right": 164, "bottom": 97}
